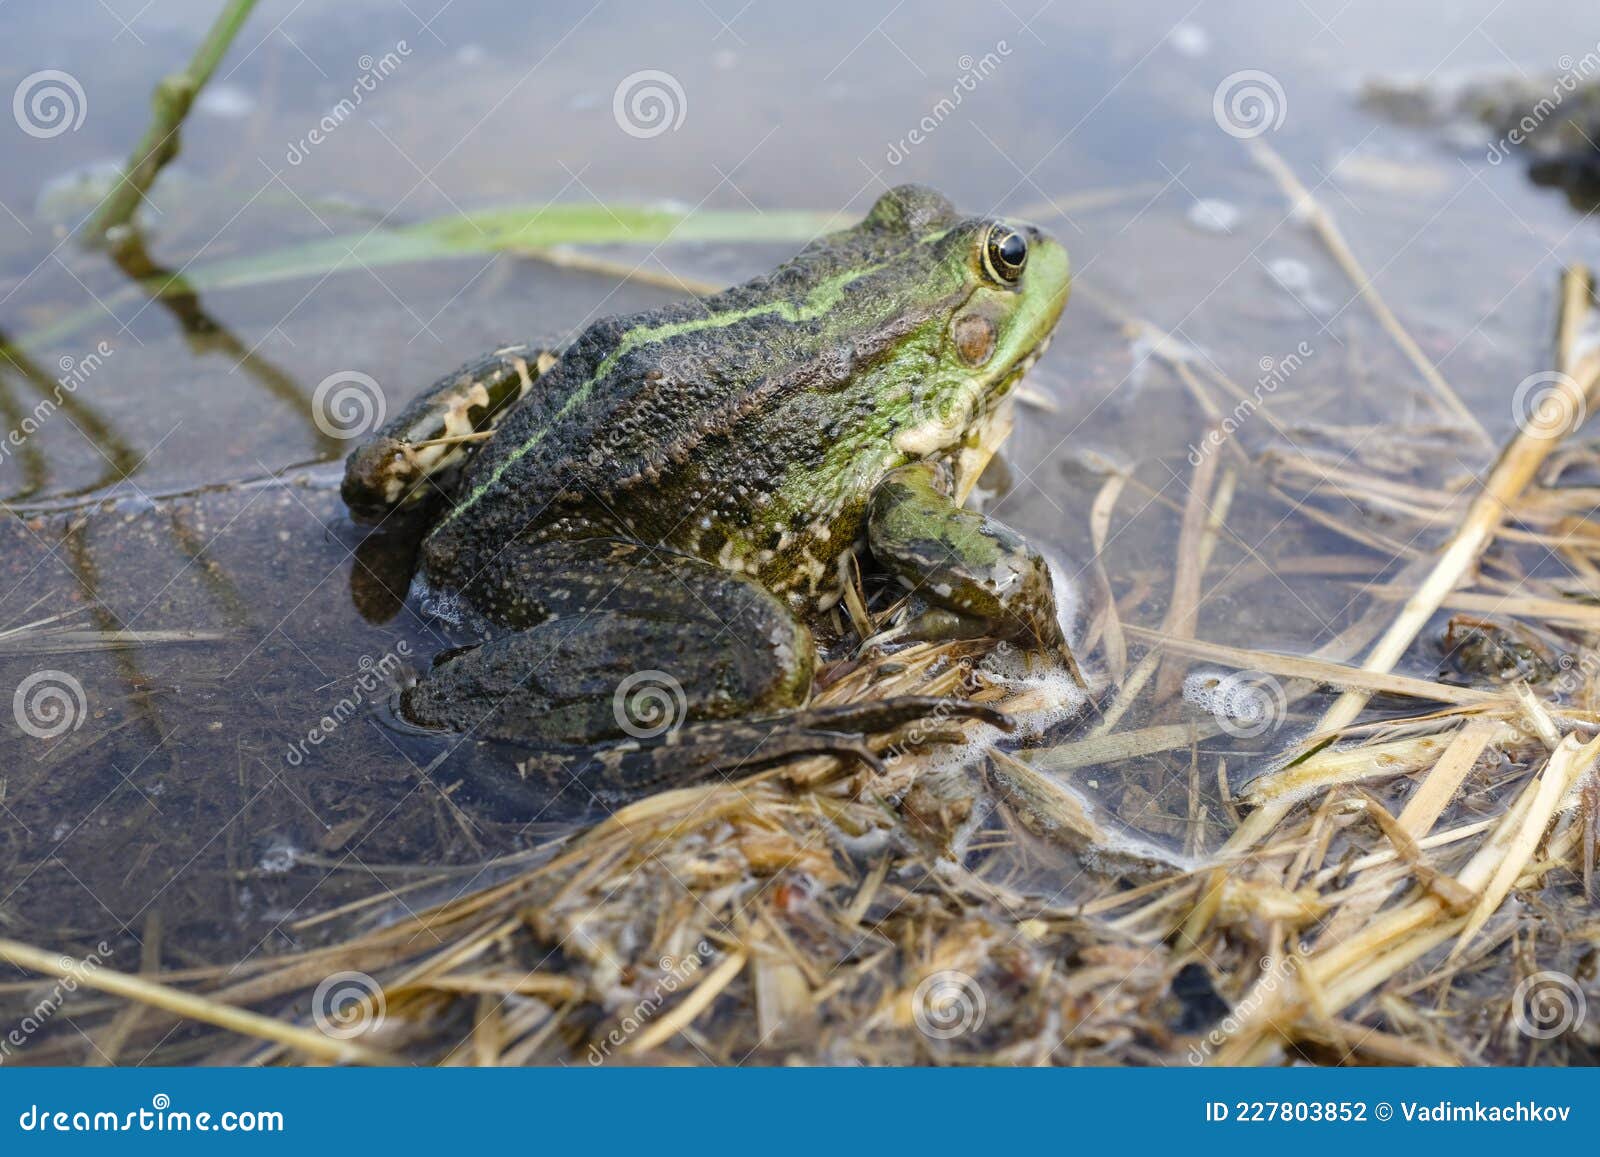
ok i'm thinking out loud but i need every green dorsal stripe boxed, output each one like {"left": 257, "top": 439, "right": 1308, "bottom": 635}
{"left": 438, "top": 228, "right": 956, "bottom": 527}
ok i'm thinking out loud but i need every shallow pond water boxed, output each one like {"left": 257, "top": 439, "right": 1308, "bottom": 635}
{"left": 2, "top": 0, "right": 1599, "bottom": 1034}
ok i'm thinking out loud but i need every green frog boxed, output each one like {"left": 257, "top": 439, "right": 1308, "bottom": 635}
{"left": 341, "top": 185, "right": 1073, "bottom": 792}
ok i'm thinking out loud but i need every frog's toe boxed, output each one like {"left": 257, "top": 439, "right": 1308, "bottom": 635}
{"left": 341, "top": 435, "right": 415, "bottom": 520}
{"left": 453, "top": 695, "right": 1015, "bottom": 811}
{"left": 787, "top": 696, "right": 1014, "bottom": 737}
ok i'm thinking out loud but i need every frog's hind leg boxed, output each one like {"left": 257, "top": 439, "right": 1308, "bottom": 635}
{"left": 400, "top": 538, "right": 1013, "bottom": 803}
{"left": 341, "top": 342, "right": 560, "bottom": 521}
{"left": 404, "top": 539, "right": 813, "bottom": 735}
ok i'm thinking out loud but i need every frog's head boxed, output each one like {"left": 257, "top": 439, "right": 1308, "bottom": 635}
{"left": 831, "top": 185, "right": 1070, "bottom": 458}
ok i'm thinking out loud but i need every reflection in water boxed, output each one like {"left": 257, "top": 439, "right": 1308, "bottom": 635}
{"left": 0, "top": 369, "right": 49, "bottom": 500}
{"left": 57, "top": 515, "right": 173, "bottom": 776}
{"left": 349, "top": 506, "right": 432, "bottom": 624}
{"left": 1529, "top": 156, "right": 1600, "bottom": 213}
{"left": 0, "top": 329, "right": 140, "bottom": 502}
{"left": 166, "top": 502, "right": 254, "bottom": 630}
{"left": 0, "top": 229, "right": 352, "bottom": 502}
{"left": 107, "top": 232, "right": 346, "bottom": 460}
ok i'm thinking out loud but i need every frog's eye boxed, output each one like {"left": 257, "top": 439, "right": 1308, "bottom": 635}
{"left": 982, "top": 225, "right": 1028, "bottom": 284}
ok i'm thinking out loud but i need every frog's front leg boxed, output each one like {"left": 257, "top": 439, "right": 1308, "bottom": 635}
{"left": 868, "top": 461, "right": 1080, "bottom": 678}
{"left": 340, "top": 342, "right": 560, "bottom": 521}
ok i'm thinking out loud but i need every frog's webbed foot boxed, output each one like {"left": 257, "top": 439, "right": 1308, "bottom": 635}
{"left": 468, "top": 697, "right": 1015, "bottom": 809}
{"left": 868, "top": 461, "right": 1084, "bottom": 684}
{"left": 340, "top": 342, "right": 560, "bottom": 521}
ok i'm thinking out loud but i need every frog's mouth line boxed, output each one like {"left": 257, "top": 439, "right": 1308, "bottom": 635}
{"left": 1015, "top": 328, "right": 1053, "bottom": 377}
{"left": 983, "top": 327, "right": 1054, "bottom": 412}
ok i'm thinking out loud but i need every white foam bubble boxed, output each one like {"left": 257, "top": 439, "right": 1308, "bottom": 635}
{"left": 1183, "top": 669, "right": 1233, "bottom": 721}
{"left": 413, "top": 573, "right": 466, "bottom": 627}
{"left": 196, "top": 84, "right": 256, "bottom": 119}
{"left": 1168, "top": 22, "right": 1211, "bottom": 57}
{"left": 1267, "top": 257, "right": 1314, "bottom": 292}
{"left": 258, "top": 839, "right": 300, "bottom": 875}
{"left": 1183, "top": 668, "right": 1284, "bottom": 731}
{"left": 1187, "top": 198, "right": 1241, "bottom": 234}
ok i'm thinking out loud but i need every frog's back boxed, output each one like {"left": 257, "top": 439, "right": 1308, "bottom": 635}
{"left": 422, "top": 186, "right": 969, "bottom": 594}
